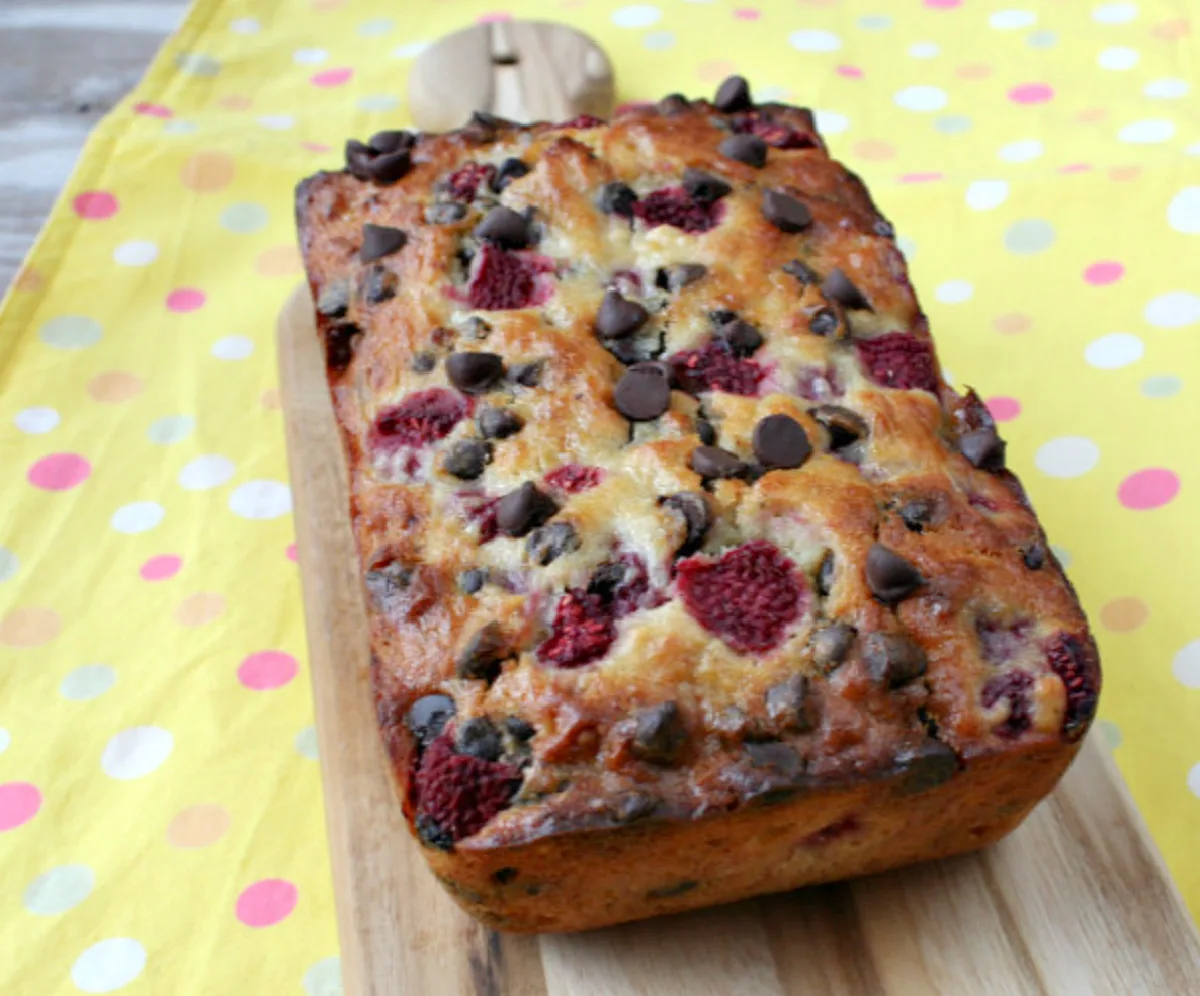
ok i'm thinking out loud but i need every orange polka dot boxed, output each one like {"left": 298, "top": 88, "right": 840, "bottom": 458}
{"left": 851, "top": 139, "right": 896, "bottom": 162}
{"left": 955, "top": 63, "right": 992, "bottom": 81}
{"left": 1108, "top": 165, "right": 1141, "bottom": 182}
{"left": 14, "top": 268, "right": 44, "bottom": 293}
{"left": 1100, "top": 597, "right": 1149, "bottom": 633}
{"left": 312, "top": 0, "right": 346, "bottom": 9}
{"left": 88, "top": 371, "right": 145, "bottom": 404}
{"left": 697, "top": 60, "right": 739, "bottom": 83}
{"left": 255, "top": 245, "right": 303, "bottom": 278}
{"left": 218, "top": 95, "right": 253, "bottom": 111}
{"left": 1151, "top": 18, "right": 1190, "bottom": 40}
{"left": 174, "top": 592, "right": 226, "bottom": 628}
{"left": 993, "top": 313, "right": 1032, "bottom": 335}
{"left": 0, "top": 607, "right": 62, "bottom": 648}
{"left": 260, "top": 387, "right": 282, "bottom": 411}
{"left": 181, "top": 151, "right": 235, "bottom": 193}
{"left": 167, "top": 803, "right": 231, "bottom": 848}
{"left": 1075, "top": 108, "right": 1109, "bottom": 125}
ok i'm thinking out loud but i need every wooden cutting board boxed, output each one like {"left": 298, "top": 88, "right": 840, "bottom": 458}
{"left": 277, "top": 285, "right": 1200, "bottom": 996}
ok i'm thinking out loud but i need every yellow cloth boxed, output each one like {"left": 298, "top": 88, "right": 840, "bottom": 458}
{"left": 1, "top": 0, "right": 1198, "bottom": 991}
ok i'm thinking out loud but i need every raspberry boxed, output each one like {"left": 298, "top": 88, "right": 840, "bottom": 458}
{"left": 544, "top": 464, "right": 604, "bottom": 494}
{"left": 633, "top": 187, "right": 725, "bottom": 233}
{"left": 552, "top": 114, "right": 604, "bottom": 129}
{"left": 676, "top": 540, "right": 806, "bottom": 654}
{"left": 856, "top": 333, "right": 938, "bottom": 392}
{"left": 671, "top": 342, "right": 765, "bottom": 396}
{"left": 374, "top": 389, "right": 467, "bottom": 448}
{"left": 590, "top": 554, "right": 655, "bottom": 618}
{"left": 466, "top": 245, "right": 554, "bottom": 310}
{"left": 981, "top": 669, "right": 1034, "bottom": 738}
{"left": 1045, "top": 633, "right": 1099, "bottom": 740}
{"left": 538, "top": 590, "right": 616, "bottom": 668}
{"left": 801, "top": 815, "right": 860, "bottom": 847}
{"left": 413, "top": 732, "right": 521, "bottom": 843}
{"left": 445, "top": 161, "right": 496, "bottom": 202}
{"left": 976, "top": 618, "right": 1032, "bottom": 665}
{"left": 968, "top": 492, "right": 1000, "bottom": 512}
{"left": 458, "top": 493, "right": 501, "bottom": 544}
{"left": 732, "top": 113, "right": 818, "bottom": 150}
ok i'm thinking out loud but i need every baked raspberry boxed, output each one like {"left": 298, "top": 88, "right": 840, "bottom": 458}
{"left": 855, "top": 332, "right": 938, "bottom": 393}
{"left": 590, "top": 554, "right": 657, "bottom": 618}
{"left": 968, "top": 492, "right": 1000, "bottom": 512}
{"left": 544, "top": 464, "right": 605, "bottom": 494}
{"left": 465, "top": 245, "right": 555, "bottom": 310}
{"left": 552, "top": 114, "right": 604, "bottom": 129}
{"left": 801, "top": 815, "right": 861, "bottom": 847}
{"left": 413, "top": 731, "right": 521, "bottom": 843}
{"left": 981, "top": 669, "right": 1034, "bottom": 738}
{"left": 732, "top": 113, "right": 818, "bottom": 150}
{"left": 538, "top": 590, "right": 617, "bottom": 668}
{"left": 671, "top": 342, "right": 766, "bottom": 396}
{"left": 676, "top": 540, "right": 806, "bottom": 654}
{"left": 458, "top": 493, "right": 501, "bottom": 543}
{"left": 633, "top": 187, "right": 724, "bottom": 233}
{"left": 446, "top": 161, "right": 497, "bottom": 202}
{"left": 1045, "top": 633, "right": 1099, "bottom": 739}
{"left": 976, "top": 617, "right": 1032, "bottom": 665}
{"left": 374, "top": 389, "right": 468, "bottom": 449}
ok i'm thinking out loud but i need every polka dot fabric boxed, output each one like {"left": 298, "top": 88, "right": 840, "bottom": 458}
{"left": 0, "top": 0, "right": 1197, "bottom": 987}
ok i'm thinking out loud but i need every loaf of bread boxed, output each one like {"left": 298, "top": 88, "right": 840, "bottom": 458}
{"left": 294, "top": 78, "right": 1100, "bottom": 933}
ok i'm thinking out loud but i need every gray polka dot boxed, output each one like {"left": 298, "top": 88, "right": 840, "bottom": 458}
{"left": 220, "top": 202, "right": 269, "bottom": 234}
{"left": 0, "top": 547, "right": 17, "bottom": 583}
{"left": 1097, "top": 719, "right": 1122, "bottom": 751}
{"left": 175, "top": 52, "right": 221, "bottom": 77}
{"left": 39, "top": 315, "right": 102, "bottom": 350}
{"left": 23, "top": 865, "right": 94, "bottom": 916}
{"left": 858, "top": 14, "right": 892, "bottom": 30}
{"left": 642, "top": 30, "right": 676, "bottom": 51}
{"left": 934, "top": 114, "right": 973, "bottom": 135}
{"left": 357, "top": 94, "right": 399, "bottom": 112}
{"left": 1141, "top": 374, "right": 1182, "bottom": 398}
{"left": 303, "top": 957, "right": 343, "bottom": 996}
{"left": 357, "top": 18, "right": 394, "bottom": 36}
{"left": 147, "top": 415, "right": 195, "bottom": 445}
{"left": 1050, "top": 544, "right": 1071, "bottom": 568}
{"left": 1004, "top": 218, "right": 1056, "bottom": 255}
{"left": 1026, "top": 30, "right": 1058, "bottom": 49}
{"left": 61, "top": 664, "right": 116, "bottom": 701}
{"left": 295, "top": 725, "right": 319, "bottom": 760}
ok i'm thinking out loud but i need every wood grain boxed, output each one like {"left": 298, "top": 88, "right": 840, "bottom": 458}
{"left": 278, "top": 284, "right": 1200, "bottom": 995}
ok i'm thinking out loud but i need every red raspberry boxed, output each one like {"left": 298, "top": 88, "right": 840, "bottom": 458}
{"left": 466, "top": 245, "right": 555, "bottom": 310}
{"left": 976, "top": 618, "right": 1032, "bottom": 665}
{"left": 676, "top": 540, "right": 806, "bottom": 654}
{"left": 552, "top": 114, "right": 604, "bottom": 129}
{"left": 633, "top": 187, "right": 725, "bottom": 233}
{"left": 1045, "top": 633, "right": 1099, "bottom": 740}
{"left": 981, "top": 669, "right": 1034, "bottom": 737}
{"left": 544, "top": 464, "right": 604, "bottom": 494}
{"left": 855, "top": 333, "right": 938, "bottom": 393}
{"left": 671, "top": 342, "right": 766, "bottom": 396}
{"left": 457, "top": 493, "right": 501, "bottom": 544}
{"left": 374, "top": 389, "right": 467, "bottom": 449}
{"left": 538, "top": 590, "right": 616, "bottom": 668}
{"left": 592, "top": 554, "right": 656, "bottom": 618}
{"left": 446, "top": 161, "right": 496, "bottom": 202}
{"left": 801, "top": 815, "right": 861, "bottom": 847}
{"left": 967, "top": 492, "right": 1000, "bottom": 512}
{"left": 413, "top": 732, "right": 521, "bottom": 843}
{"left": 732, "top": 113, "right": 818, "bottom": 150}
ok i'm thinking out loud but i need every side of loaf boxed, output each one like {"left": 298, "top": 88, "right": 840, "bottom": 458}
{"left": 294, "top": 79, "right": 1100, "bottom": 934}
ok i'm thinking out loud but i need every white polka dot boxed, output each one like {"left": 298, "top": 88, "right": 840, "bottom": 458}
{"left": 163, "top": 120, "right": 197, "bottom": 135}
{"left": 113, "top": 240, "right": 158, "bottom": 267}
{"left": 1085, "top": 333, "right": 1144, "bottom": 369}
{"left": 989, "top": 9, "right": 1037, "bottom": 30}
{"left": 178, "top": 455, "right": 235, "bottom": 490}
{"left": 1050, "top": 545, "right": 1071, "bottom": 568}
{"left": 941, "top": 367, "right": 955, "bottom": 386}
{"left": 102, "top": 727, "right": 173, "bottom": 780}
{"left": 24, "top": 864, "right": 94, "bottom": 916}
{"left": 0, "top": 727, "right": 9, "bottom": 754}
{"left": 1035, "top": 437, "right": 1101, "bottom": 479}
{"left": 1098, "top": 46, "right": 1139, "bottom": 70}
{"left": 110, "top": 502, "right": 165, "bottom": 535}
{"left": 1119, "top": 119, "right": 1175, "bottom": 144}
{"left": 147, "top": 415, "right": 194, "bottom": 445}
{"left": 1173, "top": 640, "right": 1200, "bottom": 688}
{"left": 789, "top": 29, "right": 842, "bottom": 52}
{"left": 257, "top": 115, "right": 295, "bottom": 131}
{"left": 1189, "top": 142, "right": 1200, "bottom": 157}
{"left": 1092, "top": 2, "right": 1138, "bottom": 24}
{"left": 755, "top": 85, "right": 789, "bottom": 103}
{"left": 814, "top": 109, "right": 849, "bottom": 134}
{"left": 0, "top": 547, "right": 18, "bottom": 584}
{"left": 611, "top": 5, "right": 661, "bottom": 28}
{"left": 71, "top": 938, "right": 147, "bottom": 993}
{"left": 292, "top": 48, "right": 327, "bottom": 64}
{"left": 908, "top": 41, "right": 940, "bottom": 59}
{"left": 1144, "top": 78, "right": 1189, "bottom": 99}
{"left": 896, "top": 235, "right": 917, "bottom": 259}
{"left": 212, "top": 335, "right": 255, "bottom": 360}
{"left": 1167, "top": 187, "right": 1200, "bottom": 235}
{"left": 229, "top": 480, "right": 293, "bottom": 520}
{"left": 61, "top": 664, "right": 117, "bottom": 701}
{"left": 14, "top": 407, "right": 59, "bottom": 434}
{"left": 295, "top": 725, "right": 320, "bottom": 760}
{"left": 998, "top": 139, "right": 1043, "bottom": 163}
{"left": 893, "top": 86, "right": 947, "bottom": 113}
{"left": 1144, "top": 292, "right": 1200, "bottom": 329}
{"left": 230, "top": 17, "right": 260, "bottom": 34}
{"left": 392, "top": 40, "right": 429, "bottom": 59}
{"left": 965, "top": 179, "right": 1009, "bottom": 211}
{"left": 935, "top": 280, "right": 973, "bottom": 304}
{"left": 1188, "top": 762, "right": 1200, "bottom": 798}
{"left": 303, "top": 957, "right": 343, "bottom": 996}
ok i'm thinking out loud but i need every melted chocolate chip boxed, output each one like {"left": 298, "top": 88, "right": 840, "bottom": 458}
{"left": 462, "top": 110, "right": 509, "bottom": 142}
{"left": 718, "top": 318, "right": 763, "bottom": 357}
{"left": 604, "top": 330, "right": 666, "bottom": 366}
{"left": 614, "top": 791, "right": 659, "bottom": 823}
{"left": 492, "top": 867, "right": 519, "bottom": 885}
{"left": 456, "top": 716, "right": 503, "bottom": 760}
{"left": 595, "top": 290, "right": 650, "bottom": 339}
{"left": 360, "top": 223, "right": 407, "bottom": 263}
{"left": 690, "top": 445, "right": 747, "bottom": 480}
{"left": 657, "top": 263, "right": 708, "bottom": 292}
{"left": 474, "top": 206, "right": 531, "bottom": 249}
{"left": 495, "top": 482, "right": 558, "bottom": 537}
{"left": 477, "top": 406, "right": 523, "bottom": 439}
{"left": 809, "top": 404, "right": 867, "bottom": 450}
{"left": 762, "top": 190, "right": 812, "bottom": 232}
{"left": 492, "top": 157, "right": 530, "bottom": 192}
{"left": 415, "top": 813, "right": 454, "bottom": 851}
{"left": 816, "top": 550, "right": 836, "bottom": 597}
{"left": 647, "top": 880, "right": 698, "bottom": 900}
{"left": 714, "top": 74, "right": 752, "bottom": 112}
{"left": 893, "top": 739, "right": 958, "bottom": 795}
{"left": 598, "top": 182, "right": 638, "bottom": 218}
{"left": 446, "top": 351, "right": 504, "bottom": 394}
{"left": 960, "top": 427, "right": 1007, "bottom": 471}
{"left": 682, "top": 168, "right": 732, "bottom": 204}
{"left": 863, "top": 633, "right": 928, "bottom": 688}
{"left": 1023, "top": 543, "right": 1047, "bottom": 570}
{"left": 426, "top": 201, "right": 467, "bottom": 225}
{"left": 822, "top": 267, "right": 871, "bottom": 311}
{"left": 405, "top": 694, "right": 455, "bottom": 748}
{"left": 503, "top": 717, "right": 535, "bottom": 743}
{"left": 811, "top": 623, "right": 855, "bottom": 670}
{"left": 809, "top": 309, "right": 839, "bottom": 337}
{"left": 457, "top": 623, "right": 508, "bottom": 682}
{"left": 325, "top": 323, "right": 362, "bottom": 372}
{"left": 526, "top": 521, "right": 580, "bottom": 565}
{"left": 752, "top": 414, "right": 812, "bottom": 470}
{"left": 865, "top": 544, "right": 923, "bottom": 603}
{"left": 658, "top": 93, "right": 690, "bottom": 116}
{"left": 411, "top": 351, "right": 436, "bottom": 374}
{"left": 443, "top": 440, "right": 493, "bottom": 480}
{"left": 898, "top": 498, "right": 937, "bottom": 532}
{"left": 368, "top": 130, "right": 414, "bottom": 154}
{"left": 509, "top": 361, "right": 543, "bottom": 388}
{"left": 362, "top": 264, "right": 398, "bottom": 304}
{"left": 696, "top": 418, "right": 716, "bottom": 445}
{"left": 765, "top": 675, "right": 813, "bottom": 732}
{"left": 744, "top": 741, "right": 802, "bottom": 779}
{"left": 463, "top": 316, "right": 492, "bottom": 341}
{"left": 873, "top": 217, "right": 896, "bottom": 240}
{"left": 719, "top": 134, "right": 768, "bottom": 168}
{"left": 783, "top": 259, "right": 818, "bottom": 284}
{"left": 316, "top": 281, "right": 350, "bottom": 318}
{"left": 661, "top": 491, "right": 710, "bottom": 556}
{"left": 459, "top": 568, "right": 488, "bottom": 594}
{"left": 364, "top": 560, "right": 412, "bottom": 606}
{"left": 345, "top": 139, "right": 411, "bottom": 184}
{"left": 631, "top": 702, "right": 687, "bottom": 765}
{"left": 615, "top": 366, "right": 672, "bottom": 421}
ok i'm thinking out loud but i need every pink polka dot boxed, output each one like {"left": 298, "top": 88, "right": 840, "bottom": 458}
{"left": 238, "top": 651, "right": 299, "bottom": 691}
{"left": 1058, "top": 163, "right": 1093, "bottom": 175}
{"left": 286, "top": 543, "right": 298, "bottom": 562}
{"left": 301, "top": 141, "right": 332, "bottom": 153}
{"left": 140, "top": 555, "right": 183, "bottom": 582}
{"left": 925, "top": 0, "right": 961, "bottom": 8}
{"left": 1083, "top": 261, "right": 1125, "bottom": 286}
{"left": 166, "top": 288, "right": 206, "bottom": 313}
{"left": 27, "top": 453, "right": 91, "bottom": 492}
{"left": 985, "top": 396, "right": 1022, "bottom": 422}
{"left": 236, "top": 879, "right": 298, "bottom": 927}
{"left": 73, "top": 191, "right": 119, "bottom": 221}
{"left": 133, "top": 102, "right": 173, "bottom": 118}
{"left": 1008, "top": 83, "right": 1054, "bottom": 105}
{"left": 898, "top": 172, "right": 944, "bottom": 184}
{"left": 1118, "top": 468, "right": 1180, "bottom": 511}
{"left": 733, "top": 7, "right": 761, "bottom": 20}
{"left": 0, "top": 782, "right": 42, "bottom": 832}
{"left": 310, "top": 67, "right": 353, "bottom": 87}
{"left": 476, "top": 11, "right": 511, "bottom": 22}
{"left": 836, "top": 65, "right": 864, "bottom": 79}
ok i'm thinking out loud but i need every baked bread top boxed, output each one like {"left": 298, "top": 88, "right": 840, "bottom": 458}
{"left": 295, "top": 80, "right": 1099, "bottom": 852}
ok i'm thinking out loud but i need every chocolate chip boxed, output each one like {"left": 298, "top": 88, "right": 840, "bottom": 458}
{"left": 708, "top": 309, "right": 739, "bottom": 327}
{"left": 345, "top": 139, "right": 411, "bottom": 184}
{"left": 457, "top": 623, "right": 508, "bottom": 682}
{"left": 595, "top": 289, "right": 650, "bottom": 339}
{"left": 658, "top": 93, "right": 690, "bottom": 116}
{"left": 604, "top": 330, "right": 666, "bottom": 366}
{"left": 411, "top": 351, "right": 436, "bottom": 373}
{"left": 809, "top": 309, "right": 839, "bottom": 337}
{"left": 865, "top": 544, "right": 923, "bottom": 603}
{"left": 960, "top": 427, "right": 1007, "bottom": 471}
{"left": 682, "top": 168, "right": 732, "bottom": 204}
{"left": 360, "top": 223, "right": 407, "bottom": 263}
{"left": 719, "top": 133, "right": 768, "bottom": 168}
{"left": 492, "top": 157, "right": 530, "bottom": 191}
{"left": 446, "top": 351, "right": 504, "bottom": 394}
{"left": 690, "top": 445, "right": 747, "bottom": 480}
{"left": 893, "top": 739, "right": 958, "bottom": 795}
{"left": 647, "top": 880, "right": 699, "bottom": 900}
{"left": 714, "top": 74, "right": 752, "bottom": 113}
{"left": 405, "top": 693, "right": 455, "bottom": 748}
{"left": 368, "top": 130, "right": 415, "bottom": 154}
{"left": 459, "top": 568, "right": 488, "bottom": 594}
{"left": 614, "top": 791, "right": 658, "bottom": 823}
{"left": 462, "top": 109, "right": 509, "bottom": 142}
{"left": 898, "top": 498, "right": 937, "bottom": 533}
{"left": 744, "top": 741, "right": 801, "bottom": 778}
{"left": 661, "top": 491, "right": 710, "bottom": 556}
{"left": 615, "top": 366, "right": 672, "bottom": 421}
{"left": 509, "top": 360, "right": 543, "bottom": 388}
{"left": 783, "top": 259, "right": 818, "bottom": 284}
{"left": 718, "top": 318, "right": 763, "bottom": 357}
{"left": 631, "top": 702, "right": 687, "bottom": 765}
{"left": 325, "top": 323, "right": 362, "bottom": 372}
{"left": 477, "top": 406, "right": 523, "bottom": 439}
{"left": 492, "top": 867, "right": 519, "bottom": 885}
{"left": 765, "top": 674, "right": 813, "bottom": 732}
{"left": 696, "top": 418, "right": 716, "bottom": 445}
{"left": 821, "top": 267, "right": 871, "bottom": 311}
{"left": 474, "top": 206, "right": 531, "bottom": 249}
{"left": 816, "top": 550, "right": 836, "bottom": 597}
{"left": 425, "top": 201, "right": 468, "bottom": 225}
{"left": 316, "top": 281, "right": 350, "bottom": 318}
{"left": 762, "top": 190, "right": 812, "bottom": 232}
{"left": 463, "top": 316, "right": 492, "bottom": 341}
{"left": 415, "top": 813, "right": 454, "bottom": 850}
{"left": 809, "top": 404, "right": 867, "bottom": 450}
{"left": 863, "top": 632, "right": 928, "bottom": 688}
{"left": 752, "top": 414, "right": 811, "bottom": 470}
{"left": 1023, "top": 543, "right": 1046, "bottom": 570}
{"left": 598, "top": 182, "right": 638, "bottom": 218}
{"left": 362, "top": 264, "right": 398, "bottom": 304}
{"left": 495, "top": 482, "right": 558, "bottom": 537}
{"left": 456, "top": 716, "right": 503, "bottom": 760}
{"left": 443, "top": 440, "right": 493, "bottom": 480}
{"left": 873, "top": 217, "right": 896, "bottom": 240}
{"left": 811, "top": 622, "right": 855, "bottom": 670}
{"left": 526, "top": 521, "right": 580, "bottom": 565}
{"left": 657, "top": 263, "right": 707, "bottom": 292}
{"left": 503, "top": 717, "right": 535, "bottom": 742}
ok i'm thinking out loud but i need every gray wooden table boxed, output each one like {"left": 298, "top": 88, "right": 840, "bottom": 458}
{"left": 0, "top": 0, "right": 185, "bottom": 289}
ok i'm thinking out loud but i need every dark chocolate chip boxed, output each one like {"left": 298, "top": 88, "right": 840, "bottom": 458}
{"left": 865, "top": 544, "right": 923, "bottom": 603}
{"left": 1023, "top": 543, "right": 1046, "bottom": 571}
{"left": 405, "top": 693, "right": 455, "bottom": 748}
{"left": 325, "top": 323, "right": 362, "bottom": 372}
{"left": 474, "top": 206, "right": 531, "bottom": 249}
{"left": 604, "top": 329, "right": 665, "bottom": 366}
{"left": 696, "top": 418, "right": 716, "bottom": 445}
{"left": 595, "top": 289, "right": 650, "bottom": 339}
{"left": 443, "top": 440, "right": 493, "bottom": 480}
{"left": 709, "top": 309, "right": 739, "bottom": 327}
{"left": 316, "top": 282, "right": 350, "bottom": 318}
{"left": 509, "top": 360, "right": 543, "bottom": 388}
{"left": 368, "top": 130, "right": 415, "bottom": 154}
{"left": 658, "top": 93, "right": 690, "bottom": 116}
{"left": 631, "top": 702, "right": 687, "bottom": 765}
{"left": 477, "top": 406, "right": 523, "bottom": 439}
{"left": 459, "top": 568, "right": 488, "bottom": 594}
{"left": 783, "top": 259, "right": 818, "bottom": 284}
{"left": 898, "top": 498, "right": 937, "bottom": 533}
{"left": 765, "top": 674, "right": 813, "bottom": 732}
{"left": 415, "top": 813, "right": 454, "bottom": 851}
{"left": 492, "top": 867, "right": 519, "bottom": 885}
{"left": 873, "top": 217, "right": 896, "bottom": 239}
{"left": 456, "top": 716, "right": 503, "bottom": 760}
{"left": 495, "top": 482, "right": 558, "bottom": 537}
{"left": 816, "top": 550, "right": 836, "bottom": 597}
{"left": 614, "top": 366, "right": 672, "bottom": 421}
{"left": 360, "top": 223, "right": 407, "bottom": 263}
{"left": 598, "top": 182, "right": 638, "bottom": 218}
{"left": 744, "top": 741, "right": 802, "bottom": 778}
{"left": 457, "top": 623, "right": 508, "bottom": 682}
{"left": 647, "top": 880, "right": 699, "bottom": 900}
{"left": 526, "top": 521, "right": 580, "bottom": 565}
{"left": 752, "top": 414, "right": 812, "bottom": 470}
{"left": 682, "top": 168, "right": 732, "bottom": 204}
{"left": 809, "top": 308, "right": 839, "bottom": 337}
{"left": 411, "top": 351, "right": 437, "bottom": 374}
{"left": 821, "top": 267, "right": 871, "bottom": 311}
{"left": 362, "top": 264, "right": 398, "bottom": 304}
{"left": 661, "top": 491, "right": 710, "bottom": 556}
{"left": 463, "top": 316, "right": 492, "bottom": 341}
{"left": 614, "top": 791, "right": 659, "bottom": 823}
{"left": 960, "top": 427, "right": 1007, "bottom": 471}
{"left": 811, "top": 622, "right": 855, "bottom": 670}
{"left": 863, "top": 632, "right": 928, "bottom": 688}
{"left": 719, "top": 318, "right": 763, "bottom": 357}
{"left": 503, "top": 717, "right": 535, "bottom": 743}
{"left": 492, "top": 157, "right": 530, "bottom": 191}
{"left": 446, "top": 351, "right": 504, "bottom": 394}
{"left": 425, "top": 201, "right": 468, "bottom": 225}
{"left": 809, "top": 404, "right": 867, "bottom": 450}
{"left": 588, "top": 561, "right": 630, "bottom": 602}
{"left": 714, "top": 74, "right": 752, "bottom": 113}
{"left": 657, "top": 263, "right": 708, "bottom": 292}
{"left": 690, "top": 445, "right": 747, "bottom": 480}
{"left": 345, "top": 139, "right": 411, "bottom": 184}
{"left": 462, "top": 109, "right": 509, "bottom": 142}
{"left": 893, "top": 739, "right": 958, "bottom": 795}
{"left": 762, "top": 190, "right": 812, "bottom": 232}
{"left": 719, "top": 133, "right": 768, "bottom": 168}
